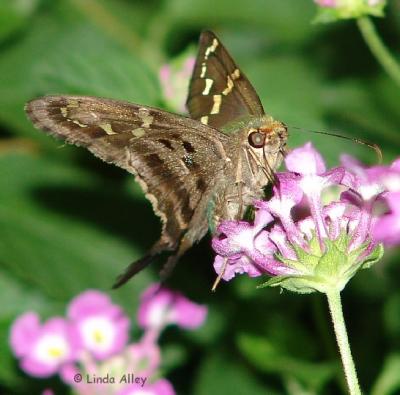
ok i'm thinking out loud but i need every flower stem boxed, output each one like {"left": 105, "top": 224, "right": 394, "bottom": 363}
{"left": 357, "top": 16, "right": 400, "bottom": 88}
{"left": 326, "top": 291, "right": 361, "bottom": 395}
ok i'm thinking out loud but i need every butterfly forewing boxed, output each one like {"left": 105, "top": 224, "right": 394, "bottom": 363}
{"left": 186, "top": 30, "right": 265, "bottom": 129}
{"left": 25, "top": 30, "right": 287, "bottom": 288}
{"left": 26, "top": 95, "right": 229, "bottom": 251}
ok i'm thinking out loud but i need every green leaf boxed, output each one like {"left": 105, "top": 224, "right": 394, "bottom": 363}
{"left": 370, "top": 354, "right": 400, "bottom": 395}
{"left": 0, "top": 317, "right": 26, "bottom": 390}
{"left": 166, "top": 0, "right": 315, "bottom": 43}
{"left": 237, "top": 333, "right": 335, "bottom": 393}
{"left": 314, "top": 239, "right": 347, "bottom": 278}
{"left": 259, "top": 275, "right": 323, "bottom": 295}
{"left": 0, "top": 2, "right": 160, "bottom": 139}
{"left": 257, "top": 274, "right": 291, "bottom": 289}
{"left": 0, "top": 0, "right": 40, "bottom": 43}
{"left": 160, "top": 343, "right": 188, "bottom": 374}
{"left": 0, "top": 152, "right": 153, "bottom": 310}
{"left": 0, "top": 268, "right": 63, "bottom": 388}
{"left": 361, "top": 243, "right": 384, "bottom": 269}
{"left": 291, "top": 242, "right": 320, "bottom": 268}
{"left": 0, "top": 268, "right": 59, "bottom": 320}
{"left": 193, "top": 352, "right": 276, "bottom": 395}
{"left": 384, "top": 292, "right": 400, "bottom": 338}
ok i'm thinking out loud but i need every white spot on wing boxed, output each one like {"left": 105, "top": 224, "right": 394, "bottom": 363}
{"left": 131, "top": 127, "right": 146, "bottom": 137}
{"left": 138, "top": 107, "right": 154, "bottom": 128}
{"left": 222, "top": 76, "right": 234, "bottom": 95}
{"left": 202, "top": 79, "right": 213, "bottom": 95}
{"left": 200, "top": 62, "right": 207, "bottom": 78}
{"left": 72, "top": 119, "right": 87, "bottom": 128}
{"left": 210, "top": 95, "right": 222, "bottom": 114}
{"left": 200, "top": 116, "right": 209, "bottom": 125}
{"left": 232, "top": 69, "right": 240, "bottom": 79}
{"left": 90, "top": 112, "right": 99, "bottom": 120}
{"left": 204, "top": 38, "right": 219, "bottom": 59}
{"left": 100, "top": 123, "right": 117, "bottom": 135}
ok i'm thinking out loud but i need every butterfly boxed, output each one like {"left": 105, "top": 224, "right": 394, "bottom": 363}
{"left": 25, "top": 31, "right": 288, "bottom": 288}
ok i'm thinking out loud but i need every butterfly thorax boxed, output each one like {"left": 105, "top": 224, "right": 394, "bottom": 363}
{"left": 209, "top": 115, "right": 288, "bottom": 231}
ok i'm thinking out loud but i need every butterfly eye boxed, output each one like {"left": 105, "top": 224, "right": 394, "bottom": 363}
{"left": 248, "top": 131, "right": 265, "bottom": 148}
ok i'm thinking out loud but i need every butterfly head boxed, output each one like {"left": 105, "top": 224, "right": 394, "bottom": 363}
{"left": 246, "top": 118, "right": 288, "bottom": 154}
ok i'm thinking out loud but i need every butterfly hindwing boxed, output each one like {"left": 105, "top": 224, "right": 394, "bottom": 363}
{"left": 26, "top": 95, "right": 230, "bottom": 252}
{"left": 186, "top": 30, "right": 265, "bottom": 129}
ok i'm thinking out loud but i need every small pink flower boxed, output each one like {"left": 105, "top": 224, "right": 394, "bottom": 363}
{"left": 67, "top": 290, "right": 130, "bottom": 360}
{"left": 368, "top": 0, "right": 384, "bottom": 5}
{"left": 125, "top": 341, "right": 161, "bottom": 376}
{"left": 138, "top": 284, "right": 207, "bottom": 331}
{"left": 315, "top": 0, "right": 385, "bottom": 8}
{"left": 314, "top": 0, "right": 338, "bottom": 7}
{"left": 117, "top": 379, "right": 175, "bottom": 395}
{"left": 314, "top": 0, "right": 386, "bottom": 22}
{"left": 159, "top": 56, "right": 195, "bottom": 113}
{"left": 9, "top": 312, "right": 79, "bottom": 377}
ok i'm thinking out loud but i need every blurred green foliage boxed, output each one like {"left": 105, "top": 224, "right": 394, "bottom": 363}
{"left": 1, "top": 0, "right": 400, "bottom": 394}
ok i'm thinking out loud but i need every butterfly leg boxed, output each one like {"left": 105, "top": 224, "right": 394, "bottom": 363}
{"left": 234, "top": 149, "right": 245, "bottom": 220}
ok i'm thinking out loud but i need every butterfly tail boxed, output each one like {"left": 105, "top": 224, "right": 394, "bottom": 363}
{"left": 113, "top": 233, "right": 196, "bottom": 288}
{"left": 112, "top": 240, "right": 174, "bottom": 289}
{"left": 112, "top": 254, "right": 155, "bottom": 289}
{"left": 159, "top": 236, "right": 193, "bottom": 282}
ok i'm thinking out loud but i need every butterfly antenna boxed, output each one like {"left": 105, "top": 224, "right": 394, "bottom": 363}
{"left": 289, "top": 125, "right": 382, "bottom": 163}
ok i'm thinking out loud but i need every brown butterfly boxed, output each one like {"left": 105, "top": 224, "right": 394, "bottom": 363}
{"left": 25, "top": 31, "right": 288, "bottom": 288}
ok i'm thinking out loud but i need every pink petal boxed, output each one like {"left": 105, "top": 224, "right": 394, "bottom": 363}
{"left": 137, "top": 284, "right": 207, "bottom": 331}
{"left": 374, "top": 192, "right": 400, "bottom": 246}
{"left": 174, "top": 297, "right": 207, "bottom": 329}
{"left": 126, "top": 341, "right": 161, "bottom": 376}
{"left": 314, "top": 0, "right": 338, "bottom": 6}
{"left": 391, "top": 158, "right": 400, "bottom": 172}
{"left": 117, "top": 378, "right": 175, "bottom": 395}
{"left": 285, "top": 142, "right": 326, "bottom": 175}
{"left": 10, "top": 312, "right": 40, "bottom": 357}
{"left": 213, "top": 255, "right": 262, "bottom": 281}
{"left": 67, "top": 290, "right": 114, "bottom": 320}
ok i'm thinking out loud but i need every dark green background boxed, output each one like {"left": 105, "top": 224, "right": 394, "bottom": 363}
{"left": 1, "top": 1, "right": 400, "bottom": 394}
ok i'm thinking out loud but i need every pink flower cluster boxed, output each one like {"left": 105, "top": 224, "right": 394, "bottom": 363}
{"left": 212, "top": 143, "right": 397, "bottom": 290}
{"left": 314, "top": 0, "right": 384, "bottom": 7}
{"left": 10, "top": 285, "right": 207, "bottom": 395}
{"left": 315, "top": 0, "right": 338, "bottom": 7}
{"left": 313, "top": 0, "right": 386, "bottom": 21}
{"left": 159, "top": 56, "right": 195, "bottom": 113}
